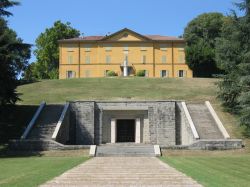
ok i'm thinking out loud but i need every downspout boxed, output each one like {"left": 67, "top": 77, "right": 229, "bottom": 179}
{"left": 153, "top": 43, "right": 155, "bottom": 77}
{"left": 78, "top": 42, "right": 81, "bottom": 78}
{"left": 172, "top": 41, "right": 174, "bottom": 78}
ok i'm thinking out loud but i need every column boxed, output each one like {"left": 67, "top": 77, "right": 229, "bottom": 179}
{"left": 111, "top": 118, "right": 116, "bottom": 143}
{"left": 135, "top": 118, "right": 141, "bottom": 143}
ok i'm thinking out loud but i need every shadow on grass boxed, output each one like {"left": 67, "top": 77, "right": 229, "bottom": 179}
{"left": 17, "top": 79, "right": 40, "bottom": 86}
{"left": 0, "top": 144, "right": 44, "bottom": 158}
{"left": 0, "top": 104, "right": 38, "bottom": 144}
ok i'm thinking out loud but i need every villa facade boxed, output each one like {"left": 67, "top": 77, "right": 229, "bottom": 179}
{"left": 58, "top": 28, "right": 193, "bottom": 79}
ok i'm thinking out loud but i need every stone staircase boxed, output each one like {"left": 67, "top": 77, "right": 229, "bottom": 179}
{"left": 96, "top": 144, "right": 156, "bottom": 157}
{"left": 187, "top": 104, "right": 223, "bottom": 139}
{"left": 41, "top": 157, "right": 202, "bottom": 187}
{"left": 27, "top": 105, "right": 64, "bottom": 140}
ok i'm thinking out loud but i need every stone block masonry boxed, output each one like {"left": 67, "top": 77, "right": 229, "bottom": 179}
{"left": 70, "top": 101, "right": 178, "bottom": 146}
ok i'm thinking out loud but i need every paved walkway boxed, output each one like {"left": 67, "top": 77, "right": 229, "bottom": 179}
{"left": 41, "top": 157, "right": 202, "bottom": 187}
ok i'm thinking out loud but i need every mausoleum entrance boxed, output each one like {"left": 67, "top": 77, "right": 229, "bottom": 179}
{"left": 116, "top": 119, "right": 135, "bottom": 142}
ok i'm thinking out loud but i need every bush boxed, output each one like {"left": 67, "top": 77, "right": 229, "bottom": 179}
{"left": 106, "top": 70, "right": 117, "bottom": 77}
{"left": 136, "top": 70, "right": 145, "bottom": 77}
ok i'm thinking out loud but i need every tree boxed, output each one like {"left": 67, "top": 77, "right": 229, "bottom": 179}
{"left": 0, "top": 1, "right": 31, "bottom": 106}
{"left": 216, "top": 0, "right": 250, "bottom": 134}
{"left": 0, "top": 0, "right": 19, "bottom": 17}
{"left": 184, "top": 13, "right": 225, "bottom": 77}
{"left": 30, "top": 21, "right": 80, "bottom": 79}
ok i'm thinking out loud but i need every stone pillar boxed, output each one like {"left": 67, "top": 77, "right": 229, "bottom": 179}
{"left": 135, "top": 118, "right": 141, "bottom": 143}
{"left": 123, "top": 52, "right": 128, "bottom": 77}
{"left": 111, "top": 118, "right": 116, "bottom": 143}
{"left": 123, "top": 65, "right": 128, "bottom": 77}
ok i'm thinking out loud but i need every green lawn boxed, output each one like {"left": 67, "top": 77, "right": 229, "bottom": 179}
{"left": 17, "top": 78, "right": 218, "bottom": 104}
{"left": 161, "top": 155, "right": 250, "bottom": 187}
{"left": 0, "top": 156, "right": 89, "bottom": 187}
{"left": 16, "top": 77, "right": 242, "bottom": 138}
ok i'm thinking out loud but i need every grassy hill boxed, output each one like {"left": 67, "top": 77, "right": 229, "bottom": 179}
{"left": 16, "top": 77, "right": 242, "bottom": 138}
{"left": 17, "top": 77, "right": 218, "bottom": 104}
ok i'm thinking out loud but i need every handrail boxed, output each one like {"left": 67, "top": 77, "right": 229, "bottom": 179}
{"left": 181, "top": 102, "right": 200, "bottom": 139}
{"left": 21, "top": 101, "right": 46, "bottom": 139}
{"left": 51, "top": 102, "right": 70, "bottom": 140}
{"left": 205, "top": 101, "right": 230, "bottom": 139}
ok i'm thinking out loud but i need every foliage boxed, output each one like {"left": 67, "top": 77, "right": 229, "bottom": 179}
{"left": 216, "top": 0, "right": 250, "bottom": 133}
{"left": 136, "top": 70, "right": 145, "bottom": 77}
{"left": 27, "top": 21, "right": 80, "bottom": 79}
{"left": 106, "top": 70, "right": 117, "bottom": 77}
{"left": 0, "top": 1, "right": 31, "bottom": 106}
{"left": 0, "top": 0, "right": 19, "bottom": 17}
{"left": 184, "top": 13, "right": 225, "bottom": 77}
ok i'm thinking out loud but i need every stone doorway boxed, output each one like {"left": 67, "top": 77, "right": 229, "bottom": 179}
{"left": 116, "top": 119, "right": 135, "bottom": 142}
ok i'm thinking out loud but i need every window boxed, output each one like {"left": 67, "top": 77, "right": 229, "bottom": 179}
{"left": 104, "top": 44, "right": 112, "bottom": 51}
{"left": 178, "top": 70, "right": 186, "bottom": 77}
{"left": 84, "top": 44, "right": 91, "bottom": 52}
{"left": 141, "top": 44, "right": 147, "bottom": 51}
{"left": 85, "top": 70, "right": 90, "bottom": 77}
{"left": 85, "top": 56, "right": 90, "bottom": 64}
{"left": 67, "top": 47, "right": 74, "bottom": 52}
{"left": 160, "top": 44, "right": 168, "bottom": 51}
{"left": 178, "top": 52, "right": 185, "bottom": 63}
{"left": 141, "top": 55, "right": 146, "bottom": 64}
{"left": 162, "top": 55, "right": 167, "bottom": 63}
{"left": 66, "top": 71, "right": 75, "bottom": 78}
{"left": 123, "top": 45, "right": 129, "bottom": 51}
{"left": 160, "top": 70, "right": 169, "bottom": 78}
{"left": 67, "top": 55, "right": 73, "bottom": 64}
{"left": 106, "top": 55, "right": 111, "bottom": 64}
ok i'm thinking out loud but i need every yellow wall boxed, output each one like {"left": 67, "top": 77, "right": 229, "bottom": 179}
{"left": 59, "top": 35, "right": 192, "bottom": 79}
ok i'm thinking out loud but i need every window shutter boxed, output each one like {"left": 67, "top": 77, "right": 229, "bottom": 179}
{"left": 160, "top": 70, "right": 162, "bottom": 77}
{"left": 166, "top": 70, "right": 169, "bottom": 78}
{"left": 177, "top": 71, "right": 179, "bottom": 77}
{"left": 184, "top": 70, "right": 187, "bottom": 77}
{"left": 145, "top": 70, "right": 149, "bottom": 77}
{"left": 73, "top": 71, "right": 76, "bottom": 78}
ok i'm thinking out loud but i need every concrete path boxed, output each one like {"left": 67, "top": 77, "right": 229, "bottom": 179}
{"left": 41, "top": 157, "right": 202, "bottom": 187}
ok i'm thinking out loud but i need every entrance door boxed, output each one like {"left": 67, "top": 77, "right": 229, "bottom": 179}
{"left": 116, "top": 119, "right": 135, "bottom": 142}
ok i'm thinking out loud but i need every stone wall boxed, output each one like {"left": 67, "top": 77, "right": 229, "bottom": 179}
{"left": 55, "top": 106, "right": 70, "bottom": 144}
{"left": 70, "top": 102, "right": 95, "bottom": 145}
{"left": 176, "top": 102, "right": 196, "bottom": 145}
{"left": 70, "top": 101, "right": 177, "bottom": 146}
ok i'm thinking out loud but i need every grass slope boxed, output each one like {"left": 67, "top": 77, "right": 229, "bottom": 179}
{"left": 0, "top": 156, "right": 88, "bottom": 187}
{"left": 17, "top": 78, "right": 218, "bottom": 104}
{"left": 161, "top": 156, "right": 250, "bottom": 187}
{"left": 16, "top": 77, "right": 242, "bottom": 138}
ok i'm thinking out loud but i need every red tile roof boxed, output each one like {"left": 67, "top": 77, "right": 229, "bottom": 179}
{"left": 58, "top": 28, "right": 184, "bottom": 42}
{"left": 145, "top": 35, "right": 183, "bottom": 41}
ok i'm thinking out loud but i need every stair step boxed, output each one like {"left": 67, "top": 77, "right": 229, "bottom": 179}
{"left": 187, "top": 104, "right": 223, "bottom": 139}
{"left": 96, "top": 145, "right": 155, "bottom": 157}
{"left": 27, "top": 104, "right": 64, "bottom": 140}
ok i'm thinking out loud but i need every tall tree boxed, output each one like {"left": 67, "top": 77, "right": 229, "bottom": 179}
{"left": 0, "top": 0, "right": 31, "bottom": 105}
{"left": 0, "top": 0, "right": 19, "bottom": 17}
{"left": 216, "top": 0, "right": 250, "bottom": 134}
{"left": 31, "top": 21, "right": 80, "bottom": 79}
{"left": 184, "top": 13, "right": 225, "bottom": 77}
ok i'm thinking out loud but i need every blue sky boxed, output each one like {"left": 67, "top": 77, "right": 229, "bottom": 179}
{"left": 7, "top": 0, "right": 237, "bottom": 63}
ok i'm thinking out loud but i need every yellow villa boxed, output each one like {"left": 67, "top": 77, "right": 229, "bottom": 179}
{"left": 58, "top": 28, "right": 192, "bottom": 79}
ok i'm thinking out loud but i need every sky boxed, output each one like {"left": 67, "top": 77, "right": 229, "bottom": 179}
{"left": 7, "top": 0, "right": 238, "bottom": 63}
